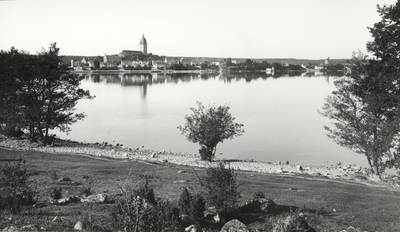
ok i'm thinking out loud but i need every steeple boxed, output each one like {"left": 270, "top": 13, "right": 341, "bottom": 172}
{"left": 140, "top": 34, "right": 148, "bottom": 55}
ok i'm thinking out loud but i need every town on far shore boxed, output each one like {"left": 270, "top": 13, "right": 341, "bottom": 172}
{"left": 64, "top": 35, "right": 348, "bottom": 73}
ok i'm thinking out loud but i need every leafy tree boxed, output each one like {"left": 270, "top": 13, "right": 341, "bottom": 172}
{"left": 319, "top": 55, "right": 400, "bottom": 175}
{"left": 320, "top": 1, "right": 400, "bottom": 175}
{"left": 0, "top": 43, "right": 94, "bottom": 143}
{"left": 178, "top": 102, "right": 245, "bottom": 161}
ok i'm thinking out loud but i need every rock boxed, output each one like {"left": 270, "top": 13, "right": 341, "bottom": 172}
{"left": 220, "top": 219, "right": 249, "bottom": 232}
{"left": 258, "top": 198, "right": 277, "bottom": 212}
{"left": 185, "top": 225, "right": 201, "bottom": 232}
{"left": 351, "top": 165, "right": 362, "bottom": 171}
{"left": 297, "top": 165, "right": 303, "bottom": 171}
{"left": 150, "top": 152, "right": 157, "bottom": 158}
{"left": 178, "top": 170, "right": 187, "bottom": 174}
{"left": 81, "top": 193, "right": 107, "bottom": 203}
{"left": 204, "top": 207, "right": 225, "bottom": 224}
{"left": 285, "top": 161, "right": 289, "bottom": 165}
{"left": 276, "top": 168, "right": 283, "bottom": 173}
{"left": 56, "top": 195, "right": 81, "bottom": 205}
{"left": 74, "top": 221, "right": 83, "bottom": 231}
{"left": 278, "top": 161, "right": 282, "bottom": 165}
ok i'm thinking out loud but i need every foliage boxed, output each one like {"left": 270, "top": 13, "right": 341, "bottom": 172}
{"left": 199, "top": 162, "right": 240, "bottom": 214}
{"left": 178, "top": 188, "right": 206, "bottom": 220}
{"left": 113, "top": 173, "right": 181, "bottom": 232}
{"left": 178, "top": 102, "right": 245, "bottom": 161}
{"left": 319, "top": 1, "right": 400, "bottom": 175}
{"left": 0, "top": 156, "right": 37, "bottom": 213}
{"left": 0, "top": 43, "right": 94, "bottom": 143}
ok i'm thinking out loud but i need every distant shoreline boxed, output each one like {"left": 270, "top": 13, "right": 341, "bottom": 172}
{"left": 70, "top": 69, "right": 219, "bottom": 74}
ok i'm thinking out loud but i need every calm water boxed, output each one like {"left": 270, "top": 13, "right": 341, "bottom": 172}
{"left": 59, "top": 71, "right": 368, "bottom": 167}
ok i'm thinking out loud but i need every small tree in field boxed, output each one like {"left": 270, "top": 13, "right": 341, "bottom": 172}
{"left": 178, "top": 102, "right": 245, "bottom": 162}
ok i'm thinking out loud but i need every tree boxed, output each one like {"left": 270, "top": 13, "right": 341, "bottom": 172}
{"left": 319, "top": 54, "right": 400, "bottom": 175}
{"left": 320, "top": 1, "right": 400, "bottom": 176}
{"left": 0, "top": 43, "right": 94, "bottom": 143}
{"left": 178, "top": 102, "right": 245, "bottom": 162}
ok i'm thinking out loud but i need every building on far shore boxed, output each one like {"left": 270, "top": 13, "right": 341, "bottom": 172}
{"left": 119, "top": 34, "right": 148, "bottom": 59}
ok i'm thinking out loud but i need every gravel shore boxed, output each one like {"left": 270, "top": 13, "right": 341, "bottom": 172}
{"left": 1, "top": 137, "right": 399, "bottom": 189}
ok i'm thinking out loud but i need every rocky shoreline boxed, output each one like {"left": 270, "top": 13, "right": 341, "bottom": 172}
{"left": 1, "top": 136, "right": 399, "bottom": 190}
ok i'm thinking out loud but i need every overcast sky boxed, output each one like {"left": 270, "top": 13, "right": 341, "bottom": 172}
{"left": 0, "top": 0, "right": 396, "bottom": 59}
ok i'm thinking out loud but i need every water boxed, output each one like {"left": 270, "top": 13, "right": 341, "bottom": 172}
{"left": 59, "top": 71, "right": 369, "bottom": 167}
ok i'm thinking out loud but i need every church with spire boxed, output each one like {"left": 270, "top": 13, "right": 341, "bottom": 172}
{"left": 119, "top": 34, "right": 148, "bottom": 58}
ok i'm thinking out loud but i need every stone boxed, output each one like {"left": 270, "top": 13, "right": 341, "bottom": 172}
{"left": 150, "top": 152, "right": 157, "bottom": 158}
{"left": 220, "top": 219, "right": 249, "bottom": 232}
{"left": 204, "top": 207, "right": 225, "bottom": 224}
{"left": 297, "top": 165, "right": 303, "bottom": 171}
{"left": 276, "top": 168, "right": 283, "bottom": 173}
{"left": 285, "top": 161, "right": 289, "bottom": 165}
{"left": 81, "top": 193, "right": 107, "bottom": 204}
{"left": 278, "top": 161, "right": 282, "bottom": 165}
{"left": 74, "top": 221, "right": 83, "bottom": 231}
{"left": 258, "top": 198, "right": 277, "bottom": 212}
{"left": 185, "top": 225, "right": 201, "bottom": 232}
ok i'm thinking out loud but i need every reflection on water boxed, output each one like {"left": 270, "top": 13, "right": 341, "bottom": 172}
{"left": 86, "top": 71, "right": 339, "bottom": 99}
{"left": 63, "top": 70, "right": 365, "bottom": 167}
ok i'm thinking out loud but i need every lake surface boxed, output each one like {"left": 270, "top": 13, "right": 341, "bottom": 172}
{"left": 59, "top": 71, "right": 369, "bottom": 167}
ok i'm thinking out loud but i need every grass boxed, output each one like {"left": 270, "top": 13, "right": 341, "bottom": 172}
{"left": 1, "top": 147, "right": 400, "bottom": 231}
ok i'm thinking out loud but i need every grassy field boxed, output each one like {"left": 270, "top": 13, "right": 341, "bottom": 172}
{"left": 1, "top": 147, "right": 400, "bottom": 231}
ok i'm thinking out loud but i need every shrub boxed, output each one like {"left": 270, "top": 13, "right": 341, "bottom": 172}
{"left": 178, "top": 188, "right": 206, "bottom": 219}
{"left": 113, "top": 173, "right": 181, "bottom": 232}
{"left": 199, "top": 162, "right": 240, "bottom": 214}
{"left": 0, "top": 156, "right": 37, "bottom": 213}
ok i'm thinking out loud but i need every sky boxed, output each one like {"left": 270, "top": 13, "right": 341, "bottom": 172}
{"left": 0, "top": 0, "right": 397, "bottom": 59}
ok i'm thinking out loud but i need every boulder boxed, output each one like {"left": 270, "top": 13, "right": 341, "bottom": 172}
{"left": 220, "top": 219, "right": 249, "bottom": 232}
{"left": 150, "top": 152, "right": 157, "bottom": 158}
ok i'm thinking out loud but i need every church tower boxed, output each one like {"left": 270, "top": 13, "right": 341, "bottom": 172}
{"left": 140, "top": 34, "right": 147, "bottom": 55}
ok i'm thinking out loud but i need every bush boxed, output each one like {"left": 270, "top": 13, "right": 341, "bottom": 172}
{"left": 178, "top": 188, "right": 206, "bottom": 219}
{"left": 113, "top": 173, "right": 181, "bottom": 232}
{"left": 0, "top": 156, "right": 37, "bottom": 213}
{"left": 199, "top": 162, "right": 240, "bottom": 214}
